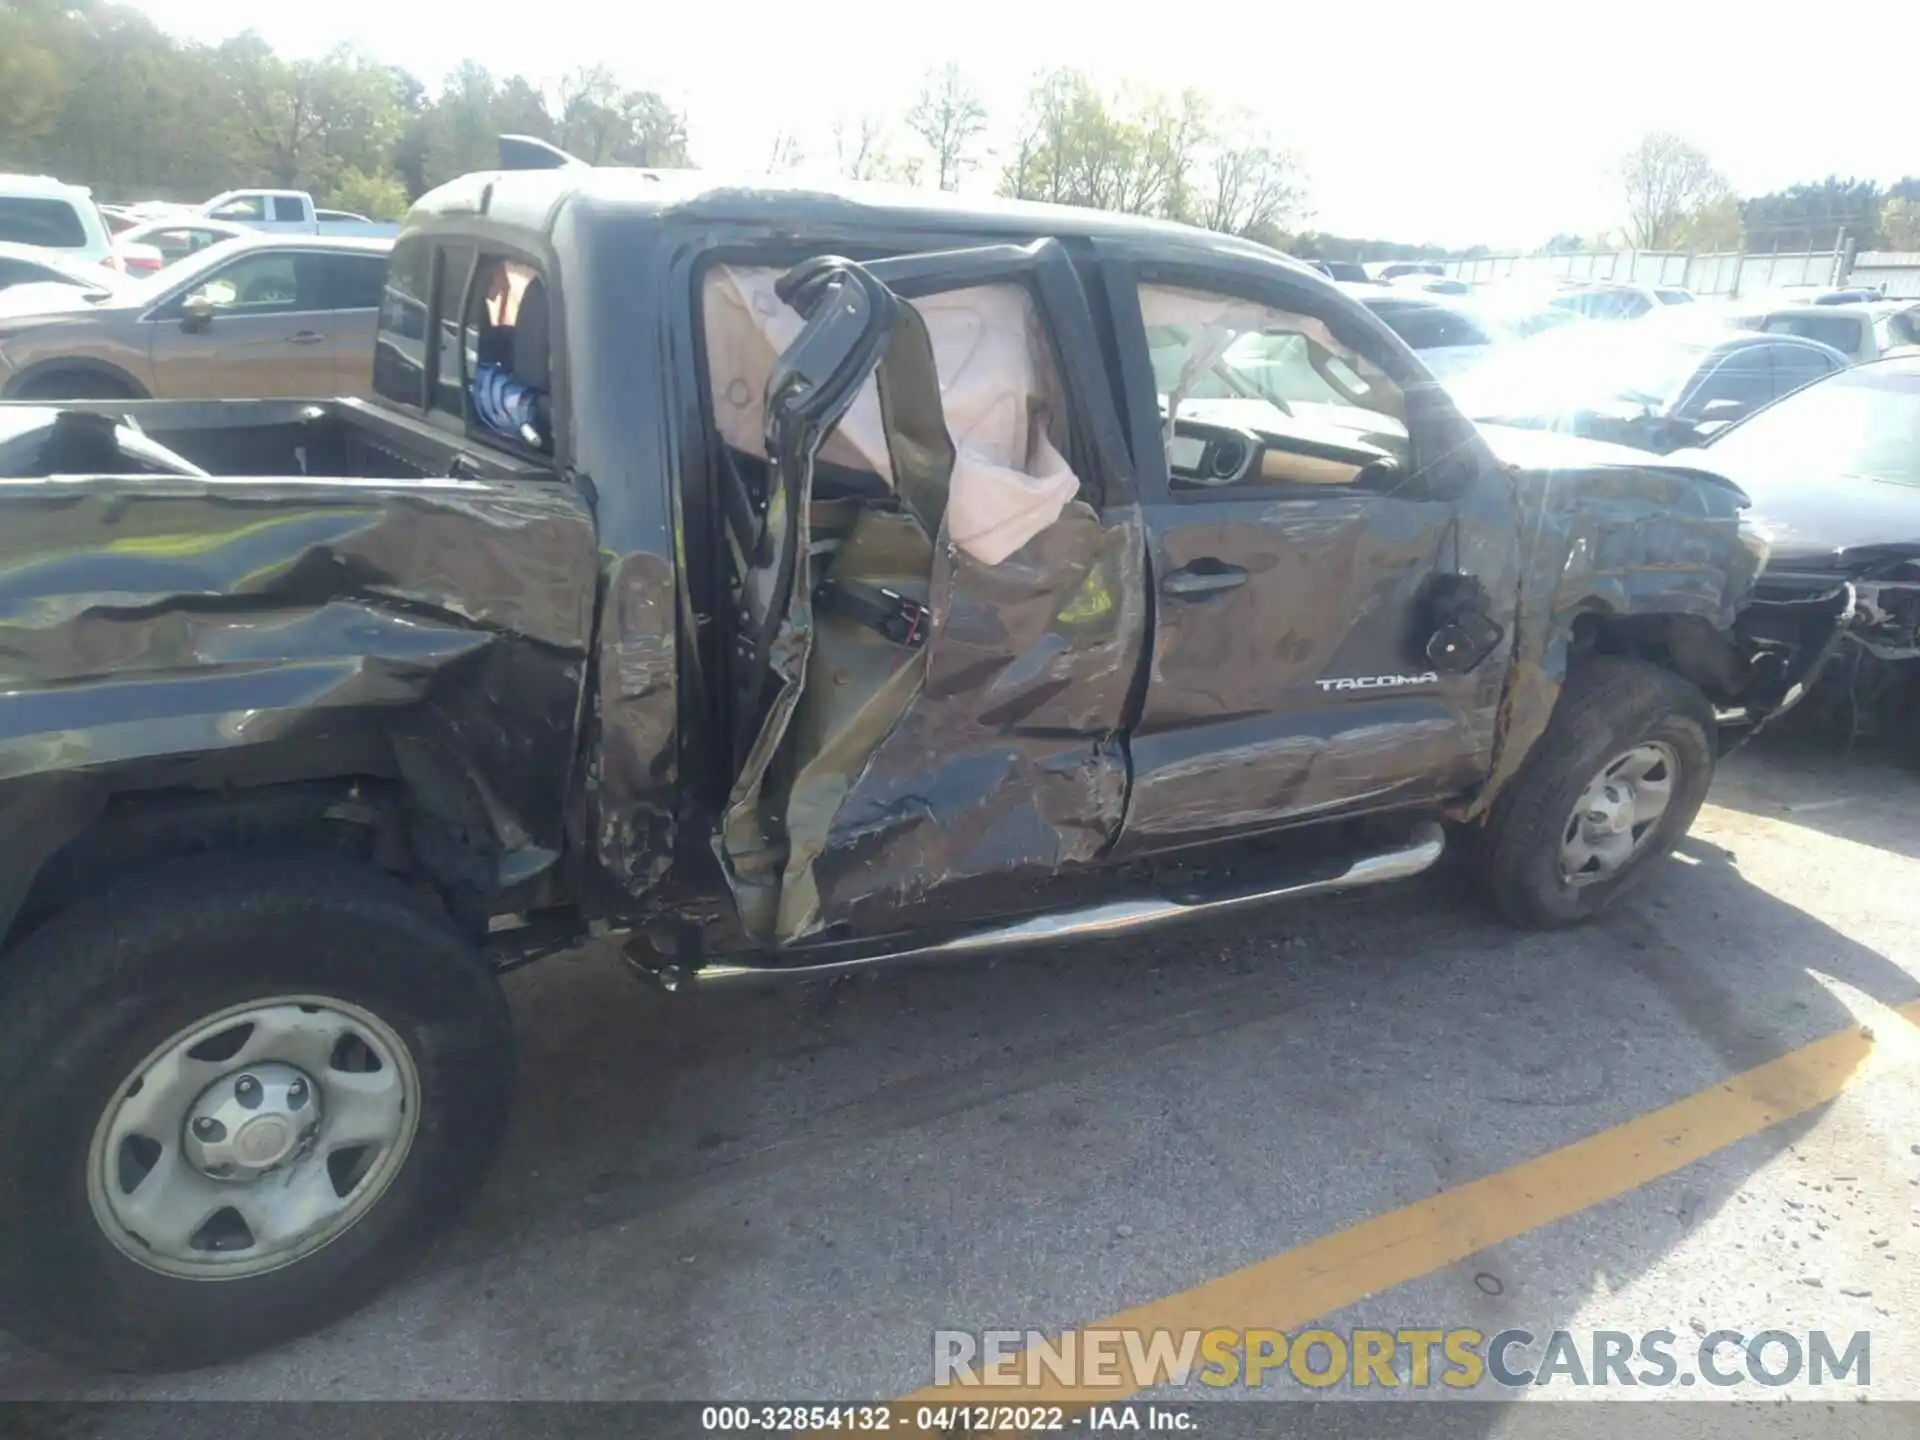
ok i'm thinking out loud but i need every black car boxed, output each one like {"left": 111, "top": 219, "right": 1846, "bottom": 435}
{"left": 1449, "top": 324, "right": 1850, "bottom": 453}
{"left": 1669, "top": 356, "right": 1920, "bottom": 739}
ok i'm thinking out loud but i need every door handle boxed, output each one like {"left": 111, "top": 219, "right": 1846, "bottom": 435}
{"left": 286, "top": 330, "right": 325, "bottom": 345}
{"left": 1162, "top": 562, "right": 1248, "bottom": 597}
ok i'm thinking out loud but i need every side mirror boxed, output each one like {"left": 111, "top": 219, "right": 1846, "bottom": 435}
{"left": 180, "top": 294, "right": 215, "bottom": 332}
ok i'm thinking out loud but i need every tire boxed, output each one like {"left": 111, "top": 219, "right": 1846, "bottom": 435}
{"left": 11, "top": 369, "right": 135, "bottom": 400}
{"left": 0, "top": 852, "right": 514, "bottom": 1371}
{"left": 1474, "top": 657, "right": 1716, "bottom": 928}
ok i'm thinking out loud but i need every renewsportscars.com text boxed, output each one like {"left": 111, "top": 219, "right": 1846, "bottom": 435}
{"left": 933, "top": 1326, "right": 1870, "bottom": 1391}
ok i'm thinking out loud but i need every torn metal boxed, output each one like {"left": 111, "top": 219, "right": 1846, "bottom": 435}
{"left": 0, "top": 408, "right": 598, "bottom": 896}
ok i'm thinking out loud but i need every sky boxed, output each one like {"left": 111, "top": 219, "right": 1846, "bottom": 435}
{"left": 128, "top": 0, "right": 1918, "bottom": 250}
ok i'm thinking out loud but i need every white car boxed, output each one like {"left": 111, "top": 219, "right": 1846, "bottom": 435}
{"left": 1341, "top": 284, "right": 1584, "bottom": 383}
{"left": 0, "top": 241, "right": 128, "bottom": 298}
{"left": 0, "top": 174, "right": 117, "bottom": 272}
{"left": 200, "top": 190, "right": 399, "bottom": 239}
{"left": 1728, "top": 300, "right": 1920, "bottom": 366}
{"left": 112, "top": 217, "right": 252, "bottom": 272}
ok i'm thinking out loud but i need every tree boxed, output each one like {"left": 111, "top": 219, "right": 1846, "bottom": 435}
{"left": 1618, "top": 131, "right": 1731, "bottom": 250}
{"left": 218, "top": 38, "right": 409, "bottom": 191}
{"left": 1882, "top": 197, "right": 1920, "bottom": 251}
{"left": 1742, "top": 176, "right": 1884, "bottom": 251}
{"left": 765, "top": 129, "right": 805, "bottom": 174}
{"left": 1192, "top": 118, "right": 1307, "bottom": 240}
{"left": 556, "top": 66, "right": 689, "bottom": 167}
{"left": 998, "top": 72, "right": 1306, "bottom": 240}
{"left": 832, "top": 114, "right": 920, "bottom": 184}
{"left": 905, "top": 64, "right": 987, "bottom": 192}
{"left": 323, "top": 167, "right": 409, "bottom": 220}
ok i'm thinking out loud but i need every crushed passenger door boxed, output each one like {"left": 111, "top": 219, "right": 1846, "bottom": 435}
{"left": 711, "top": 243, "right": 1148, "bottom": 944}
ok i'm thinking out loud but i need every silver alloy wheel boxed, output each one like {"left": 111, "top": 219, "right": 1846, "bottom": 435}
{"left": 1559, "top": 740, "right": 1680, "bottom": 887}
{"left": 86, "top": 996, "right": 420, "bottom": 1280}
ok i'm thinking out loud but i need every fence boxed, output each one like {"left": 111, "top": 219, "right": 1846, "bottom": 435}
{"left": 1850, "top": 252, "right": 1920, "bottom": 299}
{"left": 1439, "top": 248, "right": 1848, "bottom": 297}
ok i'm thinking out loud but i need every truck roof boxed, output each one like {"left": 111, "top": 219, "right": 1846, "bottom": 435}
{"left": 405, "top": 166, "right": 1302, "bottom": 270}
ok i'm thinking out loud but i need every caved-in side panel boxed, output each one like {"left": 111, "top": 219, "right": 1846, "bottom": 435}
{"left": 0, "top": 477, "right": 598, "bottom": 879}
{"left": 788, "top": 499, "right": 1146, "bottom": 940}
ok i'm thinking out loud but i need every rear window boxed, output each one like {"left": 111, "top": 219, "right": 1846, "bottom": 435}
{"left": 0, "top": 196, "right": 88, "bottom": 248}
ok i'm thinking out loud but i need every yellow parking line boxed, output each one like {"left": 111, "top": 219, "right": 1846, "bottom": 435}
{"left": 901, "top": 997, "right": 1920, "bottom": 1406}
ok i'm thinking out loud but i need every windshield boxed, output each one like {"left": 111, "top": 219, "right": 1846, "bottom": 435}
{"left": 1450, "top": 325, "right": 1712, "bottom": 419}
{"left": 1147, "top": 325, "right": 1355, "bottom": 409}
{"left": 1705, "top": 362, "right": 1920, "bottom": 489}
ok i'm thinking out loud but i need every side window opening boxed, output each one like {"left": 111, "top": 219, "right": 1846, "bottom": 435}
{"left": 373, "top": 238, "right": 430, "bottom": 408}
{"left": 1138, "top": 282, "right": 1410, "bottom": 494}
{"left": 700, "top": 266, "right": 1083, "bottom": 568}
{"left": 459, "top": 255, "right": 552, "bottom": 457}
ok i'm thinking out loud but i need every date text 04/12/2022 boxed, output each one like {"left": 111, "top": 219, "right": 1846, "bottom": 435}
{"left": 697, "top": 1404, "right": 1192, "bottom": 1432}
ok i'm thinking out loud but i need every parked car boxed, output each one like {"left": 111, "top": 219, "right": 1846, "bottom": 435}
{"left": 111, "top": 216, "right": 252, "bottom": 270}
{"left": 0, "top": 242, "right": 129, "bottom": 298}
{"left": 1448, "top": 323, "right": 1849, "bottom": 452}
{"left": 0, "top": 174, "right": 116, "bottom": 271}
{"left": 200, "top": 189, "right": 400, "bottom": 239}
{"left": 0, "top": 152, "right": 1849, "bottom": 1373}
{"left": 1666, "top": 357, "right": 1920, "bottom": 742}
{"left": 1729, "top": 300, "right": 1920, "bottom": 366}
{"left": 1305, "top": 258, "right": 1374, "bottom": 283}
{"left": 108, "top": 238, "right": 165, "bottom": 278}
{"left": 1344, "top": 284, "right": 1583, "bottom": 380}
{"left": 1341, "top": 284, "right": 1511, "bottom": 379}
{"left": 1550, "top": 281, "right": 1697, "bottom": 321}
{"left": 0, "top": 233, "right": 390, "bottom": 399}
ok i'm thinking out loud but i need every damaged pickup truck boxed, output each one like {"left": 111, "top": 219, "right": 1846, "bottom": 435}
{"left": 0, "top": 159, "right": 1848, "bottom": 1370}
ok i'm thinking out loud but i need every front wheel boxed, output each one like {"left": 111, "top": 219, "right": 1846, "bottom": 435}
{"left": 0, "top": 853, "right": 514, "bottom": 1371}
{"left": 1474, "top": 657, "right": 1716, "bottom": 927}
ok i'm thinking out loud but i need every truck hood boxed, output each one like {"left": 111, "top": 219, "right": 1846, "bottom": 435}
{"left": 1476, "top": 422, "right": 1749, "bottom": 505}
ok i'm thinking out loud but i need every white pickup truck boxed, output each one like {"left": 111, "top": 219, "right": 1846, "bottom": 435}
{"left": 199, "top": 189, "right": 400, "bottom": 239}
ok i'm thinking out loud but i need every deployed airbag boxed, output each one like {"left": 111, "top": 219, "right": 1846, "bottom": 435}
{"left": 704, "top": 268, "right": 1080, "bottom": 564}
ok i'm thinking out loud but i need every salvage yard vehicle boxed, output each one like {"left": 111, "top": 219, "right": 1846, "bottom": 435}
{"left": 1668, "top": 356, "right": 1920, "bottom": 744}
{"left": 1448, "top": 322, "right": 1850, "bottom": 452}
{"left": 0, "top": 153, "right": 1857, "bottom": 1372}
{"left": 0, "top": 233, "right": 389, "bottom": 400}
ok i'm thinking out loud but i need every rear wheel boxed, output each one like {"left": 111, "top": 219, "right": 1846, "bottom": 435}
{"left": 1474, "top": 658, "right": 1716, "bottom": 927}
{"left": 0, "top": 853, "right": 514, "bottom": 1371}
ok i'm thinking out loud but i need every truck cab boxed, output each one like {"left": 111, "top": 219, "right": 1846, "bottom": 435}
{"left": 0, "top": 158, "right": 1851, "bottom": 1373}
{"left": 201, "top": 189, "right": 400, "bottom": 239}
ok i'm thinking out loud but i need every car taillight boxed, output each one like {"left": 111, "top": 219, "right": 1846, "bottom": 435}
{"left": 123, "top": 254, "right": 161, "bottom": 275}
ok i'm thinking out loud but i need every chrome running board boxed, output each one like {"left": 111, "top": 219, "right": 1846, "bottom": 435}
{"left": 640, "top": 821, "right": 1444, "bottom": 990}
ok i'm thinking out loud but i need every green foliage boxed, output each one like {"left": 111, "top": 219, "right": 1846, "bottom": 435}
{"left": 322, "top": 168, "right": 410, "bottom": 221}
{"left": 1882, "top": 198, "right": 1920, "bottom": 252}
{"left": 0, "top": 1, "right": 691, "bottom": 206}
{"left": 998, "top": 69, "right": 1305, "bottom": 238}
{"left": 1617, "top": 131, "right": 1732, "bottom": 250}
{"left": 1741, "top": 176, "right": 1884, "bottom": 250}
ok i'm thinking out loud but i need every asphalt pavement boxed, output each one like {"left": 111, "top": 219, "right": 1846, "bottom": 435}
{"left": 2, "top": 736, "right": 1917, "bottom": 1420}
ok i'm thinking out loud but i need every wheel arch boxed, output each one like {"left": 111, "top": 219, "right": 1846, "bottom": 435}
{"left": 0, "top": 729, "right": 550, "bottom": 956}
{"left": 2, "top": 356, "right": 151, "bottom": 400}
